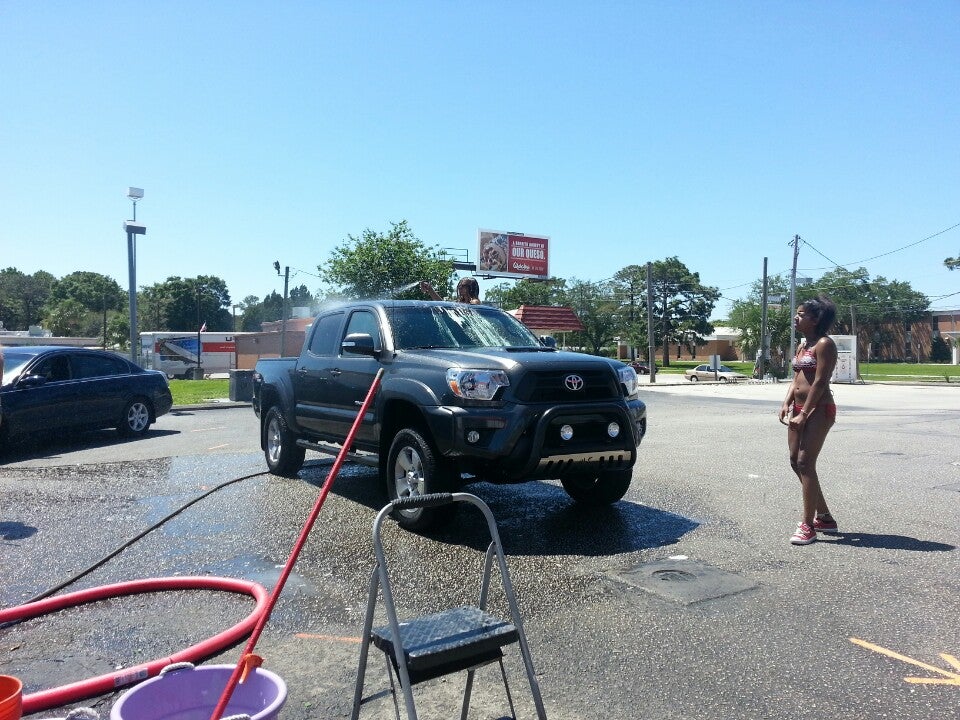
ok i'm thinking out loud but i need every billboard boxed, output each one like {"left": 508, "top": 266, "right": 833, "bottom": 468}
{"left": 477, "top": 229, "right": 550, "bottom": 279}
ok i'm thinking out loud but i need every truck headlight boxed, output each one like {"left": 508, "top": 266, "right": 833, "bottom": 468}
{"left": 618, "top": 365, "right": 639, "bottom": 396}
{"left": 446, "top": 368, "right": 509, "bottom": 401}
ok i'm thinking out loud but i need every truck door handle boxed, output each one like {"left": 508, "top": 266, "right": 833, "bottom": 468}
{"left": 297, "top": 367, "right": 308, "bottom": 374}
{"left": 330, "top": 368, "right": 342, "bottom": 376}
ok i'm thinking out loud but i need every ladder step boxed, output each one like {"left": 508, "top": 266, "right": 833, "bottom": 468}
{"left": 371, "top": 606, "right": 518, "bottom": 683}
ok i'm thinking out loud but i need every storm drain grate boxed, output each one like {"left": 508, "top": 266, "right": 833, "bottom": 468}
{"left": 615, "top": 559, "right": 757, "bottom": 605}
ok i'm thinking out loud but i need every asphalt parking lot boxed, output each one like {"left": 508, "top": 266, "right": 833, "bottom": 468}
{"left": 1, "top": 379, "right": 958, "bottom": 720}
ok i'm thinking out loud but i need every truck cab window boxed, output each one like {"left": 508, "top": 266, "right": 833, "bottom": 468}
{"left": 308, "top": 313, "right": 344, "bottom": 356}
{"left": 344, "top": 310, "right": 382, "bottom": 351}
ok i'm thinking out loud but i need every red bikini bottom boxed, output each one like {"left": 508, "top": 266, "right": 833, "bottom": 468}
{"left": 794, "top": 403, "right": 837, "bottom": 420}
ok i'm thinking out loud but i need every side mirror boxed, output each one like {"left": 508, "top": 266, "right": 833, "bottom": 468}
{"left": 18, "top": 374, "right": 47, "bottom": 388}
{"left": 540, "top": 335, "right": 557, "bottom": 348}
{"left": 342, "top": 332, "right": 379, "bottom": 357}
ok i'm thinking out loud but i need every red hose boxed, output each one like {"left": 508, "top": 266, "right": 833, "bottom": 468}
{"left": 209, "top": 367, "right": 385, "bottom": 720}
{"left": 0, "top": 576, "right": 269, "bottom": 715}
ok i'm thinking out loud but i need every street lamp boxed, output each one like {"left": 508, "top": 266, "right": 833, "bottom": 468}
{"left": 128, "top": 187, "right": 144, "bottom": 220}
{"left": 274, "top": 261, "right": 289, "bottom": 357}
{"left": 124, "top": 220, "right": 146, "bottom": 364}
{"left": 124, "top": 187, "right": 146, "bottom": 364}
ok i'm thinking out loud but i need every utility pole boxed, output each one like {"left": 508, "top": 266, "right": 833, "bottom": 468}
{"left": 661, "top": 283, "right": 670, "bottom": 367}
{"left": 760, "top": 257, "right": 769, "bottom": 379}
{"left": 788, "top": 235, "right": 801, "bottom": 370}
{"left": 274, "top": 262, "right": 290, "bottom": 357}
{"left": 196, "top": 285, "right": 203, "bottom": 376}
{"left": 646, "top": 262, "right": 656, "bottom": 384}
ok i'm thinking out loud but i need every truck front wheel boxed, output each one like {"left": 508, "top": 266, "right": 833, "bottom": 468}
{"left": 561, "top": 468, "right": 633, "bottom": 505}
{"left": 386, "top": 428, "right": 455, "bottom": 531}
{"left": 264, "top": 407, "right": 305, "bottom": 477}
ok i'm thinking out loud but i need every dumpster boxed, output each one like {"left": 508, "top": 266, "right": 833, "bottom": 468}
{"left": 229, "top": 369, "right": 255, "bottom": 401}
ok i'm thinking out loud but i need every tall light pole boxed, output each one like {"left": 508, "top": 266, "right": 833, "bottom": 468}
{"left": 196, "top": 284, "right": 204, "bottom": 376}
{"left": 274, "top": 261, "right": 289, "bottom": 357}
{"left": 124, "top": 188, "right": 145, "bottom": 364}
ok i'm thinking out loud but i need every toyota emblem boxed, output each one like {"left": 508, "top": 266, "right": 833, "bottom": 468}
{"left": 564, "top": 374, "right": 584, "bottom": 391}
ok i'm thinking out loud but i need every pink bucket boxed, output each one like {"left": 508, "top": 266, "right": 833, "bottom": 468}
{"left": 111, "top": 664, "right": 286, "bottom": 720}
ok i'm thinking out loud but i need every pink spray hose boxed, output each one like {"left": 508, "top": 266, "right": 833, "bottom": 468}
{"left": 209, "top": 367, "right": 384, "bottom": 720}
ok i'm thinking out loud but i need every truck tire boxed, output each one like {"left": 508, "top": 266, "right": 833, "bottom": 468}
{"left": 386, "top": 428, "right": 455, "bottom": 531}
{"left": 561, "top": 468, "right": 633, "bottom": 505}
{"left": 264, "top": 407, "right": 305, "bottom": 477}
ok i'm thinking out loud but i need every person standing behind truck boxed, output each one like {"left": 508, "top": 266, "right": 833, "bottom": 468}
{"left": 419, "top": 277, "right": 482, "bottom": 304}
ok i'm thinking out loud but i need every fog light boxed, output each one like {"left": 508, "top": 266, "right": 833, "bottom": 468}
{"left": 560, "top": 424, "right": 574, "bottom": 441}
{"left": 466, "top": 430, "right": 480, "bottom": 444}
{"left": 607, "top": 422, "right": 620, "bottom": 438}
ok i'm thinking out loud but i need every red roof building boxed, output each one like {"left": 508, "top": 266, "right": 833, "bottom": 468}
{"left": 508, "top": 305, "right": 585, "bottom": 334}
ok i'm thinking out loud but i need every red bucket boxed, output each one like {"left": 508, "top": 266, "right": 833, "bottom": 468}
{"left": 0, "top": 676, "right": 23, "bottom": 720}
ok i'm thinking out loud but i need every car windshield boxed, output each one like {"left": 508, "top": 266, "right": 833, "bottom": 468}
{"left": 2, "top": 351, "right": 36, "bottom": 384}
{"left": 389, "top": 305, "right": 541, "bottom": 350}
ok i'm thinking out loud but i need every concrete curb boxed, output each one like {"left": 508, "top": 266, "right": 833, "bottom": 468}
{"left": 172, "top": 401, "right": 252, "bottom": 411}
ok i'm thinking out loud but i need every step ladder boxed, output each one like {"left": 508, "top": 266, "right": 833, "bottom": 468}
{"left": 351, "top": 492, "right": 547, "bottom": 720}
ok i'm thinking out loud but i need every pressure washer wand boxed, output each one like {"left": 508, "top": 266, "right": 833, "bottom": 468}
{"left": 209, "top": 368, "right": 385, "bottom": 720}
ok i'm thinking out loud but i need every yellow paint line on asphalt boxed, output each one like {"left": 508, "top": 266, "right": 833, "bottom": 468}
{"left": 850, "top": 637, "right": 960, "bottom": 686}
{"left": 295, "top": 633, "right": 362, "bottom": 644}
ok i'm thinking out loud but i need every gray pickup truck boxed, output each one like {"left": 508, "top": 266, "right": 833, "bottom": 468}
{"left": 253, "top": 300, "right": 646, "bottom": 529}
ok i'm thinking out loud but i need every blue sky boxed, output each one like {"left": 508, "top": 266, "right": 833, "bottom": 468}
{"left": 1, "top": 1, "right": 958, "bottom": 320}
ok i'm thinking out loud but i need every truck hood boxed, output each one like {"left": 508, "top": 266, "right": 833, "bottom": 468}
{"left": 400, "top": 347, "right": 623, "bottom": 373}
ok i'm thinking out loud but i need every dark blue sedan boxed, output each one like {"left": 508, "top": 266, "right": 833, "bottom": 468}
{"left": 0, "top": 345, "right": 173, "bottom": 443}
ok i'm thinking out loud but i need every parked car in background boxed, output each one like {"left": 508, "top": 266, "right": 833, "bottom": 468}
{"left": 0, "top": 346, "right": 172, "bottom": 444}
{"left": 685, "top": 364, "right": 748, "bottom": 382}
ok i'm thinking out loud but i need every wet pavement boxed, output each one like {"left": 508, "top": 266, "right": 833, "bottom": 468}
{"left": 1, "top": 384, "right": 958, "bottom": 720}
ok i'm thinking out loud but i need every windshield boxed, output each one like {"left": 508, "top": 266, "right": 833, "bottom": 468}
{"left": 2, "top": 350, "right": 36, "bottom": 384}
{"left": 389, "top": 305, "right": 541, "bottom": 350}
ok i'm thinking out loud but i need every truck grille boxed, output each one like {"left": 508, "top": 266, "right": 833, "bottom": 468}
{"left": 513, "top": 369, "right": 620, "bottom": 403}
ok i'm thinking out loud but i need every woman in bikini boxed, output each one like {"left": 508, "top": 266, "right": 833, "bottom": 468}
{"left": 778, "top": 295, "right": 838, "bottom": 545}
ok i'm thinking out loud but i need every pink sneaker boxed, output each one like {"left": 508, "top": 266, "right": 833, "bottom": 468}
{"left": 790, "top": 522, "right": 816, "bottom": 545}
{"left": 813, "top": 514, "right": 838, "bottom": 534}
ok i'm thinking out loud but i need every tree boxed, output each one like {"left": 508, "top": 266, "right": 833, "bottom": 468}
{"left": 22, "top": 271, "right": 57, "bottom": 327}
{"left": 945, "top": 256, "right": 959, "bottom": 271}
{"left": 320, "top": 220, "right": 454, "bottom": 299}
{"left": 288, "top": 284, "right": 315, "bottom": 310}
{"left": 0, "top": 267, "right": 55, "bottom": 330}
{"left": 46, "top": 299, "right": 88, "bottom": 336}
{"left": 610, "top": 265, "right": 650, "bottom": 359}
{"left": 46, "top": 270, "right": 125, "bottom": 342}
{"left": 568, "top": 279, "right": 619, "bottom": 355}
{"left": 143, "top": 276, "right": 232, "bottom": 332}
{"left": 648, "top": 257, "right": 719, "bottom": 367}
{"left": 48, "top": 271, "right": 124, "bottom": 313}
{"left": 728, "top": 275, "right": 794, "bottom": 373}
{"left": 806, "top": 267, "right": 928, "bottom": 335}
{"left": 484, "top": 278, "right": 569, "bottom": 310}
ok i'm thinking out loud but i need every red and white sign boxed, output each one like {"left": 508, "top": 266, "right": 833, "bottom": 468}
{"left": 477, "top": 229, "right": 550, "bottom": 279}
